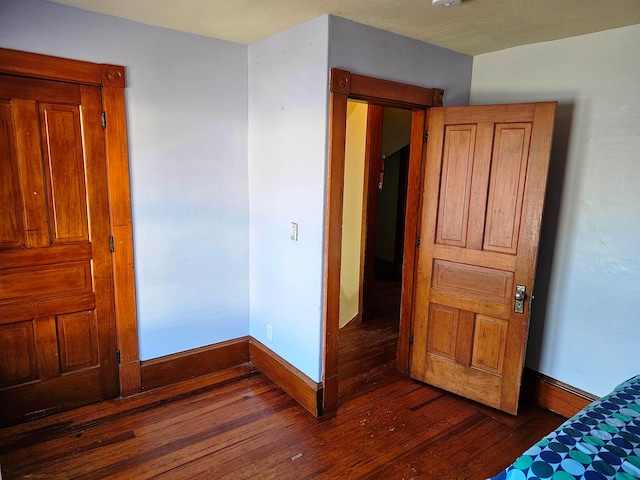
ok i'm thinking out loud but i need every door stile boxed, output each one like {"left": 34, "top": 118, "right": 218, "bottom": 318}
{"left": 410, "top": 107, "right": 445, "bottom": 376}
{"left": 80, "top": 84, "right": 119, "bottom": 398}
{"left": 397, "top": 108, "right": 427, "bottom": 372}
{"left": 500, "top": 102, "right": 556, "bottom": 410}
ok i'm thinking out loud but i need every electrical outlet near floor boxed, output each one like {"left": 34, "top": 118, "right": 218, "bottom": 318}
{"left": 267, "top": 323, "right": 273, "bottom": 342}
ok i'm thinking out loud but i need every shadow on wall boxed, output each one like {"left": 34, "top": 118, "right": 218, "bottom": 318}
{"left": 526, "top": 102, "right": 575, "bottom": 368}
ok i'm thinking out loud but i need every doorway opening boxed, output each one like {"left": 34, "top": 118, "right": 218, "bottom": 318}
{"left": 337, "top": 102, "right": 412, "bottom": 404}
{"left": 322, "top": 68, "right": 444, "bottom": 414}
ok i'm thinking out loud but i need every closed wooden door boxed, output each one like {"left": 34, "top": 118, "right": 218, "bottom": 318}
{"left": 0, "top": 74, "right": 118, "bottom": 425}
{"left": 410, "top": 103, "right": 556, "bottom": 414}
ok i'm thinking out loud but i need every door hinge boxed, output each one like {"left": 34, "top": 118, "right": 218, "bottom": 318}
{"left": 109, "top": 235, "right": 115, "bottom": 253}
{"left": 101, "top": 111, "right": 107, "bottom": 129}
{"left": 116, "top": 349, "right": 121, "bottom": 364}
{"left": 416, "top": 236, "right": 421, "bottom": 248}
{"left": 424, "top": 131, "right": 429, "bottom": 142}
{"left": 410, "top": 334, "right": 414, "bottom": 345}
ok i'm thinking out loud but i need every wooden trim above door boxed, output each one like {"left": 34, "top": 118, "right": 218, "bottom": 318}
{"left": 0, "top": 48, "right": 141, "bottom": 397}
{"left": 323, "top": 68, "right": 443, "bottom": 414}
{"left": 330, "top": 69, "right": 443, "bottom": 108}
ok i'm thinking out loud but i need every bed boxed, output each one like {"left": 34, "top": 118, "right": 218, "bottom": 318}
{"left": 490, "top": 374, "right": 640, "bottom": 480}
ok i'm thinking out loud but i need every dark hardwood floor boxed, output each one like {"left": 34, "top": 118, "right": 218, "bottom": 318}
{"left": 0, "top": 280, "right": 564, "bottom": 479}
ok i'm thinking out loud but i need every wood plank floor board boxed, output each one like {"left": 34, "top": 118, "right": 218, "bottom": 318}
{"left": 0, "top": 279, "right": 564, "bottom": 479}
{"left": 311, "top": 404, "right": 485, "bottom": 478}
{"left": 1, "top": 371, "right": 269, "bottom": 472}
{"left": 2, "top": 374, "right": 284, "bottom": 478}
{"left": 439, "top": 405, "right": 566, "bottom": 480}
{"left": 59, "top": 385, "right": 297, "bottom": 479}
{"left": 151, "top": 404, "right": 318, "bottom": 479}
{"left": 86, "top": 392, "right": 301, "bottom": 480}
{"left": 198, "top": 379, "right": 419, "bottom": 478}
{"left": 0, "top": 363, "right": 257, "bottom": 439}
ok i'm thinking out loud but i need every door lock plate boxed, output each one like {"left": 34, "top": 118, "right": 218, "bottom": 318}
{"left": 514, "top": 285, "right": 526, "bottom": 314}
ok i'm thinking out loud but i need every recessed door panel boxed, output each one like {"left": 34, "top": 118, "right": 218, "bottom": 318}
{"left": 435, "top": 126, "right": 476, "bottom": 247}
{"left": 484, "top": 123, "right": 531, "bottom": 254}
{"left": 40, "top": 103, "right": 89, "bottom": 243}
{"left": 471, "top": 315, "right": 508, "bottom": 375}
{"left": 0, "top": 101, "right": 24, "bottom": 248}
{"left": 426, "top": 303, "right": 459, "bottom": 360}
{"left": 0, "top": 322, "right": 37, "bottom": 388}
{"left": 57, "top": 311, "right": 99, "bottom": 373}
{"left": 0, "top": 262, "right": 92, "bottom": 302}
{"left": 432, "top": 259, "right": 513, "bottom": 305}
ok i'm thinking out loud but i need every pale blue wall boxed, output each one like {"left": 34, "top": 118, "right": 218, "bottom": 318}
{"left": 329, "top": 16, "right": 472, "bottom": 106}
{"left": 0, "top": 0, "right": 250, "bottom": 360}
{"left": 248, "top": 17, "right": 330, "bottom": 382}
{"left": 471, "top": 26, "right": 640, "bottom": 396}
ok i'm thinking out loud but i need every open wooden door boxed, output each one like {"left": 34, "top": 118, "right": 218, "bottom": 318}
{"left": 0, "top": 73, "right": 118, "bottom": 425}
{"left": 410, "top": 102, "right": 556, "bottom": 414}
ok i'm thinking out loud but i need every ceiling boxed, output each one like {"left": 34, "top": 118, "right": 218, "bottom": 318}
{"left": 47, "top": 0, "right": 640, "bottom": 56}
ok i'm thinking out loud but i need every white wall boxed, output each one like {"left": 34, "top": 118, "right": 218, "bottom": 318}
{"left": 471, "top": 25, "right": 640, "bottom": 396}
{"left": 248, "top": 16, "right": 330, "bottom": 381}
{"left": 0, "top": 0, "right": 250, "bottom": 360}
{"left": 329, "top": 17, "right": 473, "bottom": 106}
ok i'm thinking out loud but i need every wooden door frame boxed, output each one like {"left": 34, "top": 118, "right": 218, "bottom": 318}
{"left": 360, "top": 112, "right": 413, "bottom": 321}
{"left": 359, "top": 104, "right": 384, "bottom": 322}
{"left": 0, "top": 48, "right": 141, "bottom": 396}
{"left": 323, "top": 68, "right": 443, "bottom": 413}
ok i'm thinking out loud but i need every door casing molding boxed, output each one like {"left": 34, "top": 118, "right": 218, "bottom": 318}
{"left": 323, "top": 68, "right": 443, "bottom": 414}
{"left": 0, "top": 47, "right": 141, "bottom": 396}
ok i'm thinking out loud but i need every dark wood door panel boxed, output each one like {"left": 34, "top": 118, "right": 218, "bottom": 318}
{"left": 0, "top": 262, "right": 92, "bottom": 303}
{"left": 39, "top": 102, "right": 89, "bottom": 243}
{"left": 11, "top": 97, "right": 50, "bottom": 247}
{"left": 57, "top": 310, "right": 99, "bottom": 373}
{"left": 0, "top": 321, "right": 37, "bottom": 388}
{"left": 0, "top": 101, "right": 24, "bottom": 248}
{"left": 0, "top": 368, "right": 102, "bottom": 424}
{"left": 0, "top": 72, "right": 117, "bottom": 425}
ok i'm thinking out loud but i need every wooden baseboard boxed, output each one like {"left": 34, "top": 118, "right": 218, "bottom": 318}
{"left": 249, "top": 338, "right": 323, "bottom": 416}
{"left": 523, "top": 368, "right": 599, "bottom": 418}
{"left": 139, "top": 336, "right": 323, "bottom": 417}
{"left": 140, "top": 337, "right": 250, "bottom": 391}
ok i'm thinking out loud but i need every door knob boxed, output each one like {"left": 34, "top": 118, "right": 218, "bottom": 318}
{"left": 514, "top": 285, "right": 526, "bottom": 314}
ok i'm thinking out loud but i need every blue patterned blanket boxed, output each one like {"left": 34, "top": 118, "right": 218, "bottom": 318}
{"left": 490, "top": 374, "right": 640, "bottom": 480}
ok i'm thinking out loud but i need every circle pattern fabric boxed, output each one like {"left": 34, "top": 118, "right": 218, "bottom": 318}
{"left": 490, "top": 375, "right": 640, "bottom": 480}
